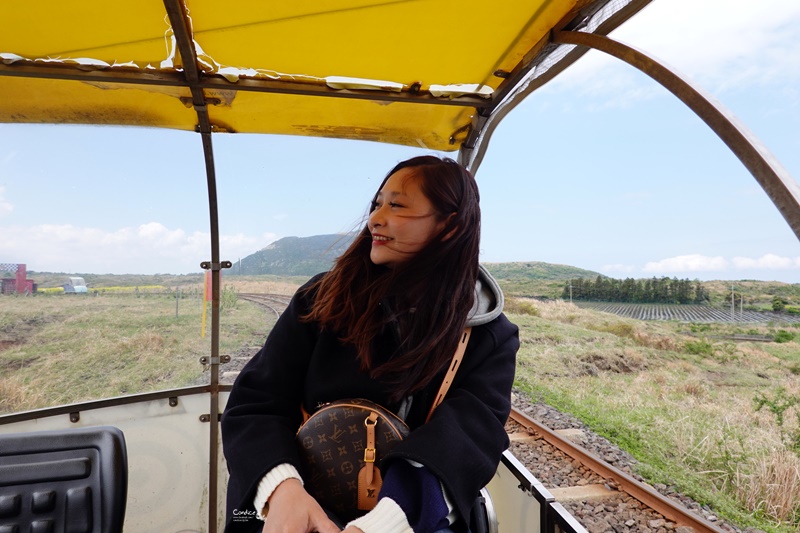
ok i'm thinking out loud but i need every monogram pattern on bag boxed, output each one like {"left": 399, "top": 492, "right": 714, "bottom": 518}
{"left": 297, "top": 399, "right": 409, "bottom": 522}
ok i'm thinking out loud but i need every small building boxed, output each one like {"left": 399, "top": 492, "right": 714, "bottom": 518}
{"left": 63, "top": 277, "right": 88, "bottom": 294}
{"left": 1, "top": 278, "right": 36, "bottom": 295}
{"left": 0, "top": 263, "right": 35, "bottom": 294}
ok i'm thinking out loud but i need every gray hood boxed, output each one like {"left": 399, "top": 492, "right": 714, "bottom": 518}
{"left": 466, "top": 264, "right": 505, "bottom": 326}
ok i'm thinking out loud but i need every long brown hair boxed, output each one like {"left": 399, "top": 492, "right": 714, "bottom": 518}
{"left": 303, "top": 156, "right": 481, "bottom": 401}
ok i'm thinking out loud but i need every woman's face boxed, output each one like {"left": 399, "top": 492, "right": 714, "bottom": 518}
{"left": 367, "top": 168, "right": 446, "bottom": 267}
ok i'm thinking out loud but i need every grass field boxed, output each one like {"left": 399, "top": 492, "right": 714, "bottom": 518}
{"left": 1, "top": 283, "right": 799, "bottom": 532}
{"left": 506, "top": 298, "right": 800, "bottom": 532}
{"left": 0, "top": 288, "right": 275, "bottom": 412}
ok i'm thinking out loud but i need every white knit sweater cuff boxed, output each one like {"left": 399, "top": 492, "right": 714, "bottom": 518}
{"left": 253, "top": 463, "right": 303, "bottom": 521}
{"left": 348, "top": 498, "right": 413, "bottom": 533}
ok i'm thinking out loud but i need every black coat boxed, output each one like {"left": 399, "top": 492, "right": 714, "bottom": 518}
{"left": 221, "top": 276, "right": 519, "bottom": 532}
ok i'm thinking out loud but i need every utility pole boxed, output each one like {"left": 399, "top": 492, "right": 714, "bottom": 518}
{"left": 731, "top": 285, "right": 735, "bottom": 322}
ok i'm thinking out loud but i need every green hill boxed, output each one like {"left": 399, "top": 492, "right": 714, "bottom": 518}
{"left": 483, "top": 261, "right": 601, "bottom": 281}
{"left": 483, "top": 262, "right": 603, "bottom": 299}
{"left": 231, "top": 234, "right": 355, "bottom": 276}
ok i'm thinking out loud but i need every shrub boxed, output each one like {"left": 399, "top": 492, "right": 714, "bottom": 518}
{"left": 504, "top": 298, "right": 541, "bottom": 317}
{"left": 220, "top": 286, "right": 239, "bottom": 311}
{"left": 603, "top": 323, "right": 635, "bottom": 338}
{"left": 754, "top": 388, "right": 800, "bottom": 454}
{"left": 632, "top": 331, "right": 678, "bottom": 351}
{"left": 684, "top": 339, "right": 714, "bottom": 356}
{"left": 714, "top": 342, "right": 741, "bottom": 363}
{"left": 37, "top": 287, "right": 65, "bottom": 294}
{"left": 774, "top": 330, "right": 795, "bottom": 343}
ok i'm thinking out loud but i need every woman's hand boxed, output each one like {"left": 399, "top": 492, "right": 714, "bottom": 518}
{"left": 261, "top": 479, "right": 341, "bottom": 533}
{"left": 341, "top": 527, "right": 364, "bottom": 533}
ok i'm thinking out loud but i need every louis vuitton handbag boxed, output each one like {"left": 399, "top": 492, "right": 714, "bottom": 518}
{"left": 295, "top": 328, "right": 471, "bottom": 523}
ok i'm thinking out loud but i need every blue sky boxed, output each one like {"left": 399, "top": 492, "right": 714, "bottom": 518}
{"left": 1, "top": 0, "right": 799, "bottom": 283}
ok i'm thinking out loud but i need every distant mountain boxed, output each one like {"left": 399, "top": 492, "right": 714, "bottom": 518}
{"left": 482, "top": 262, "right": 602, "bottom": 281}
{"left": 231, "top": 234, "right": 356, "bottom": 276}
{"left": 231, "top": 236, "right": 602, "bottom": 287}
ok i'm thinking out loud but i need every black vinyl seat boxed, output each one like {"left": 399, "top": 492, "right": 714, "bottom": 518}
{"left": 0, "top": 426, "right": 127, "bottom": 533}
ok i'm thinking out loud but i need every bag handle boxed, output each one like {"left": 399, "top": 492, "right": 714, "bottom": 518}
{"left": 425, "top": 327, "right": 472, "bottom": 423}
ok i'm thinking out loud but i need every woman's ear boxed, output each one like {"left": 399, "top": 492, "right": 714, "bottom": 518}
{"left": 441, "top": 213, "right": 458, "bottom": 241}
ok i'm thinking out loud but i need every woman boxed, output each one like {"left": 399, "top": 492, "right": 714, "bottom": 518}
{"left": 222, "top": 156, "right": 519, "bottom": 533}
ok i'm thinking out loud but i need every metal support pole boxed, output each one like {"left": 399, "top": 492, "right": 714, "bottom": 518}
{"left": 162, "top": 1, "right": 228, "bottom": 530}
{"left": 200, "top": 132, "right": 224, "bottom": 533}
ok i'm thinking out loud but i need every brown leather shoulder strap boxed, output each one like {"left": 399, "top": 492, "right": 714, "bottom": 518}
{"left": 425, "top": 327, "right": 472, "bottom": 423}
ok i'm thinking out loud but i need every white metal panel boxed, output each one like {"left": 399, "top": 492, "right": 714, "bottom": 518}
{"left": 486, "top": 456, "right": 546, "bottom": 533}
{"left": 0, "top": 391, "right": 230, "bottom": 533}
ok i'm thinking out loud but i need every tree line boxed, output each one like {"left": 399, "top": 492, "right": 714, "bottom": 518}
{"left": 562, "top": 276, "right": 710, "bottom": 304}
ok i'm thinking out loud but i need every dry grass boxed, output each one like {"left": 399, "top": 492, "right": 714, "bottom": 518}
{"left": 632, "top": 330, "right": 679, "bottom": 351}
{"left": 503, "top": 298, "right": 541, "bottom": 317}
{"left": 0, "top": 374, "right": 44, "bottom": 412}
{"left": 534, "top": 298, "right": 593, "bottom": 323}
{"left": 0, "top": 289, "right": 274, "bottom": 413}
{"left": 735, "top": 451, "right": 800, "bottom": 525}
{"left": 508, "top": 298, "right": 800, "bottom": 532}
{"left": 222, "top": 277, "right": 302, "bottom": 295}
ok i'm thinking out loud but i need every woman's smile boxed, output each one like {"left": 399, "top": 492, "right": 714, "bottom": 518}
{"left": 367, "top": 168, "right": 445, "bottom": 267}
{"left": 371, "top": 233, "right": 392, "bottom": 244}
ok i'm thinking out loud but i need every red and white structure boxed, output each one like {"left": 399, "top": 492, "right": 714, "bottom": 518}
{"left": 0, "top": 263, "right": 35, "bottom": 295}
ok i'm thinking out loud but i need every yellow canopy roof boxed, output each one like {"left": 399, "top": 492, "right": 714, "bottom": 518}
{"left": 0, "top": 0, "right": 649, "bottom": 152}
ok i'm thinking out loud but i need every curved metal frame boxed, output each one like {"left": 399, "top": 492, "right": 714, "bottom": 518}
{"left": 458, "top": 0, "right": 655, "bottom": 174}
{"left": 460, "top": 26, "right": 800, "bottom": 245}
{"left": 551, "top": 30, "right": 800, "bottom": 242}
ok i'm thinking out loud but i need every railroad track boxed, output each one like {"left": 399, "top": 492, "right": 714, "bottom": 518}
{"left": 239, "top": 292, "right": 292, "bottom": 317}
{"left": 507, "top": 407, "right": 726, "bottom": 533}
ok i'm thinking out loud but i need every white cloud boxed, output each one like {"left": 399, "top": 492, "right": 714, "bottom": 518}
{"left": 732, "top": 254, "right": 800, "bottom": 270}
{"left": 640, "top": 253, "right": 800, "bottom": 281}
{"left": 0, "top": 222, "right": 276, "bottom": 274}
{"left": 136, "top": 222, "right": 186, "bottom": 245}
{"left": 643, "top": 255, "right": 729, "bottom": 273}
{"left": 0, "top": 186, "right": 12, "bottom": 217}
{"left": 550, "top": 0, "right": 800, "bottom": 100}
